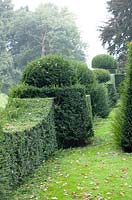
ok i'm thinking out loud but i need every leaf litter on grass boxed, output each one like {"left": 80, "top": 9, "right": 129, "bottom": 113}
{"left": 11, "top": 111, "right": 132, "bottom": 200}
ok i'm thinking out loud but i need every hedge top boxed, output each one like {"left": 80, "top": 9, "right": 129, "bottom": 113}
{"left": 22, "top": 54, "right": 77, "bottom": 88}
{"left": 3, "top": 98, "right": 53, "bottom": 133}
{"left": 92, "top": 54, "right": 117, "bottom": 70}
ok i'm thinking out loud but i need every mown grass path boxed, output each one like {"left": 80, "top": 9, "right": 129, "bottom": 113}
{"left": 11, "top": 111, "right": 132, "bottom": 200}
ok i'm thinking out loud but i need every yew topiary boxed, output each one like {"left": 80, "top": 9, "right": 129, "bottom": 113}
{"left": 22, "top": 54, "right": 77, "bottom": 88}
{"left": 92, "top": 54, "right": 117, "bottom": 73}
{"left": 93, "top": 68, "right": 110, "bottom": 83}
{"left": 70, "top": 60, "right": 95, "bottom": 86}
{"left": 114, "top": 43, "right": 132, "bottom": 152}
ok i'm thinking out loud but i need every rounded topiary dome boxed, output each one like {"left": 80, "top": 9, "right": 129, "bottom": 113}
{"left": 92, "top": 54, "right": 117, "bottom": 73}
{"left": 22, "top": 54, "right": 77, "bottom": 88}
{"left": 93, "top": 68, "right": 110, "bottom": 83}
{"left": 70, "top": 60, "right": 95, "bottom": 86}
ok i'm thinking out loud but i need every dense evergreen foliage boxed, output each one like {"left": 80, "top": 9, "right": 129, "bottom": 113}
{"left": 100, "top": 0, "right": 132, "bottom": 67}
{"left": 106, "top": 82, "right": 117, "bottom": 107}
{"left": 0, "top": 1, "right": 123, "bottom": 198}
{"left": 22, "top": 55, "right": 77, "bottom": 88}
{"left": 92, "top": 54, "right": 117, "bottom": 73}
{"left": 0, "top": 0, "right": 19, "bottom": 93}
{"left": 93, "top": 68, "right": 110, "bottom": 83}
{"left": 54, "top": 86, "right": 93, "bottom": 148}
{"left": 10, "top": 85, "right": 93, "bottom": 148}
{"left": 0, "top": 125, "right": 10, "bottom": 199}
{"left": 0, "top": 98, "right": 57, "bottom": 196}
{"left": 115, "top": 74, "right": 125, "bottom": 92}
{"left": 0, "top": 2, "right": 87, "bottom": 92}
{"left": 114, "top": 43, "right": 132, "bottom": 152}
{"left": 70, "top": 60, "right": 95, "bottom": 85}
{"left": 86, "top": 83, "right": 110, "bottom": 118}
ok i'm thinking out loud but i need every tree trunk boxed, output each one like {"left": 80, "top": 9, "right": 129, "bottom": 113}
{"left": 41, "top": 33, "right": 46, "bottom": 57}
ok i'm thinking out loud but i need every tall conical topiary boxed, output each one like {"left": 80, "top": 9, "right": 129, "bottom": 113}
{"left": 114, "top": 43, "right": 132, "bottom": 152}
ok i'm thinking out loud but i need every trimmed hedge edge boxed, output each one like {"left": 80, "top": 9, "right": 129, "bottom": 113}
{"left": 0, "top": 98, "right": 57, "bottom": 197}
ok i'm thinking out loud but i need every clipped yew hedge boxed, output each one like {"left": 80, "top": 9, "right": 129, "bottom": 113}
{"left": 86, "top": 83, "right": 110, "bottom": 118}
{"left": 70, "top": 60, "right": 95, "bottom": 86}
{"left": 113, "top": 43, "right": 132, "bottom": 152}
{"left": 0, "top": 126, "right": 10, "bottom": 199}
{"left": 115, "top": 73, "right": 125, "bottom": 92}
{"left": 92, "top": 54, "right": 117, "bottom": 73}
{"left": 106, "top": 83, "right": 117, "bottom": 107}
{"left": 1, "top": 98, "right": 57, "bottom": 196}
{"left": 54, "top": 86, "right": 93, "bottom": 148}
{"left": 10, "top": 84, "right": 94, "bottom": 148}
{"left": 21, "top": 54, "right": 77, "bottom": 88}
{"left": 93, "top": 68, "right": 110, "bottom": 83}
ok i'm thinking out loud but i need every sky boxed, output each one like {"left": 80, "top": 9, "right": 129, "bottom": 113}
{"left": 12, "top": 0, "right": 108, "bottom": 65}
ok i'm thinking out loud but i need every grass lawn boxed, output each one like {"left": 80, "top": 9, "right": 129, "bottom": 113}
{"left": 10, "top": 111, "right": 132, "bottom": 200}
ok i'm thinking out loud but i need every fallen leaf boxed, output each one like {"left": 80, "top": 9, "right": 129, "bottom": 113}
{"left": 51, "top": 197, "right": 58, "bottom": 200}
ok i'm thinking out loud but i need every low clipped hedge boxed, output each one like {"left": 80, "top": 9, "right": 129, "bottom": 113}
{"left": 115, "top": 74, "right": 125, "bottom": 92}
{"left": 10, "top": 83, "right": 110, "bottom": 119}
{"left": 93, "top": 68, "right": 110, "bottom": 83}
{"left": 1, "top": 98, "right": 57, "bottom": 196}
{"left": 22, "top": 54, "right": 77, "bottom": 88}
{"left": 0, "top": 126, "right": 10, "bottom": 199}
{"left": 10, "top": 84, "right": 94, "bottom": 148}
{"left": 106, "top": 83, "right": 117, "bottom": 107}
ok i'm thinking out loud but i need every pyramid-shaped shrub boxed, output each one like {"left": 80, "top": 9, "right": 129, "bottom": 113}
{"left": 114, "top": 43, "right": 132, "bottom": 152}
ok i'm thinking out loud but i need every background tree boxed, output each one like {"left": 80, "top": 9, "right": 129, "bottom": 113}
{"left": 100, "top": 0, "right": 132, "bottom": 68}
{"left": 0, "top": 2, "right": 87, "bottom": 93}
{"left": 9, "top": 3, "right": 87, "bottom": 71}
{"left": 0, "top": 0, "right": 18, "bottom": 93}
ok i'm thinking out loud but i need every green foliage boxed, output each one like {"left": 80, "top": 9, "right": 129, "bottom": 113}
{"left": 0, "top": 93, "right": 8, "bottom": 109}
{"left": 86, "top": 95, "right": 93, "bottom": 124}
{"left": 115, "top": 73, "right": 125, "bottom": 92}
{"left": 92, "top": 54, "right": 117, "bottom": 73}
{"left": 113, "top": 44, "right": 132, "bottom": 152}
{"left": 93, "top": 68, "right": 110, "bottom": 83}
{"left": 0, "top": 0, "right": 13, "bottom": 52}
{"left": 70, "top": 60, "right": 95, "bottom": 85}
{"left": 100, "top": 0, "right": 132, "bottom": 65}
{"left": 0, "top": 0, "right": 19, "bottom": 93}
{"left": 106, "top": 83, "right": 117, "bottom": 107}
{"left": 0, "top": 94, "right": 9, "bottom": 199}
{"left": 0, "top": 2, "right": 87, "bottom": 92}
{"left": 113, "top": 104, "right": 124, "bottom": 148}
{"left": 110, "top": 74, "right": 116, "bottom": 88}
{"left": 0, "top": 125, "right": 10, "bottom": 199}
{"left": 54, "top": 86, "right": 93, "bottom": 148}
{"left": 9, "top": 3, "right": 86, "bottom": 72}
{"left": 10, "top": 84, "right": 94, "bottom": 148}
{"left": 1, "top": 98, "right": 57, "bottom": 194}
{"left": 22, "top": 55, "right": 77, "bottom": 88}
{"left": 86, "top": 83, "right": 110, "bottom": 118}
{"left": 11, "top": 110, "right": 132, "bottom": 200}
{"left": 0, "top": 51, "right": 20, "bottom": 94}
